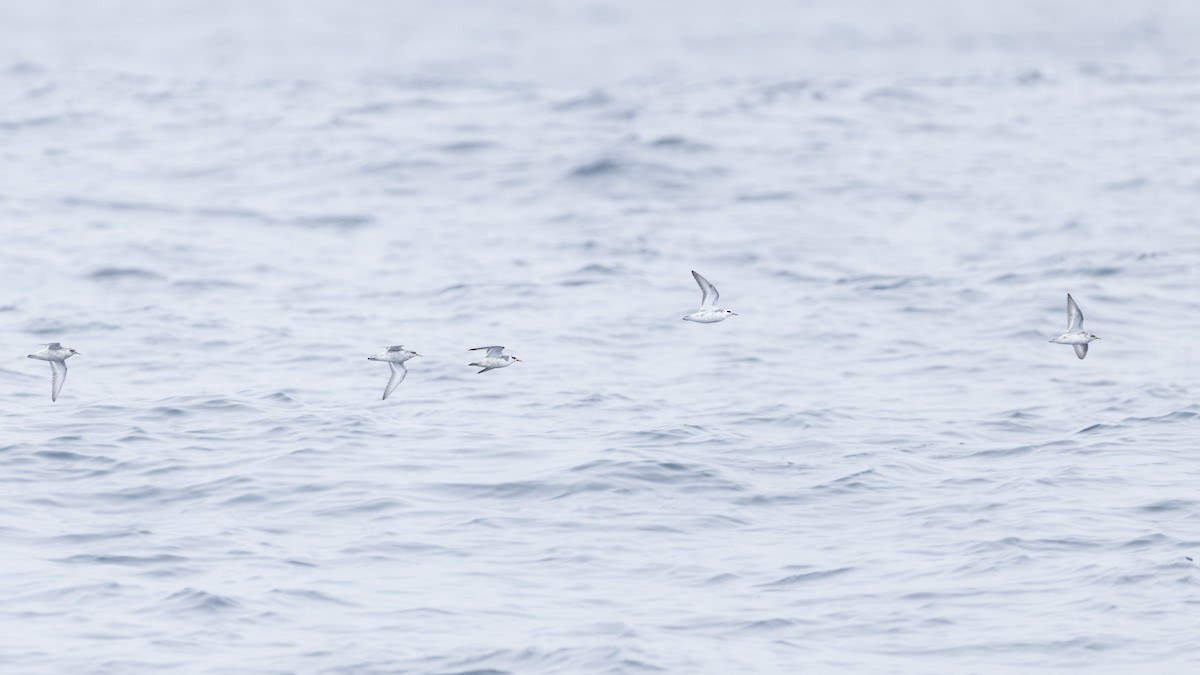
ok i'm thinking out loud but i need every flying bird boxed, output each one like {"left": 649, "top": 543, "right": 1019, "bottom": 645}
{"left": 682, "top": 270, "right": 737, "bottom": 323}
{"left": 468, "top": 346, "right": 521, "bottom": 374}
{"left": 27, "top": 342, "right": 81, "bottom": 401}
{"left": 367, "top": 345, "right": 421, "bottom": 399}
{"left": 1049, "top": 293, "right": 1100, "bottom": 359}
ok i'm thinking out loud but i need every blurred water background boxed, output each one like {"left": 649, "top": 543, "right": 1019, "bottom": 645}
{"left": 3, "top": 1, "right": 1200, "bottom": 672}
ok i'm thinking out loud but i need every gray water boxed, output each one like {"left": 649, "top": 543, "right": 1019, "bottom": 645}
{"left": 3, "top": 1, "right": 1200, "bottom": 672}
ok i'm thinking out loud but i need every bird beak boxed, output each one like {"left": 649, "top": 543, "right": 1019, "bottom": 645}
{"left": 730, "top": 312, "right": 738, "bottom": 316}
{"left": 514, "top": 357, "right": 523, "bottom": 362}
{"left": 414, "top": 353, "right": 423, "bottom": 357}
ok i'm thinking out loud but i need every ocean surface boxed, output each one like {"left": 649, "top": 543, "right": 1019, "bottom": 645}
{"left": 3, "top": 1, "right": 1200, "bottom": 672}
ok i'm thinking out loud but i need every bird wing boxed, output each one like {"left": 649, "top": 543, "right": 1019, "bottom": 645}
{"left": 1074, "top": 343, "right": 1088, "bottom": 360}
{"left": 382, "top": 362, "right": 407, "bottom": 400}
{"left": 470, "top": 346, "right": 506, "bottom": 358}
{"left": 45, "top": 342, "right": 61, "bottom": 350}
{"left": 1066, "top": 294, "right": 1084, "bottom": 332}
{"left": 50, "top": 360, "right": 67, "bottom": 402}
{"left": 387, "top": 345, "right": 405, "bottom": 351}
{"left": 692, "top": 270, "right": 719, "bottom": 309}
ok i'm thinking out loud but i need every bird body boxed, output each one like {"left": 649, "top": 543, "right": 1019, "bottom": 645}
{"left": 684, "top": 310, "right": 734, "bottom": 324}
{"left": 683, "top": 270, "right": 736, "bottom": 323}
{"left": 1049, "top": 294, "right": 1100, "bottom": 359}
{"left": 468, "top": 346, "right": 521, "bottom": 374}
{"left": 27, "top": 342, "right": 80, "bottom": 401}
{"left": 367, "top": 345, "right": 421, "bottom": 399}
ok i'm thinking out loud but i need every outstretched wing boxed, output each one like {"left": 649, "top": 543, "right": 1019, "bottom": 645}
{"left": 1066, "top": 294, "right": 1084, "bottom": 332}
{"left": 1074, "top": 343, "right": 1088, "bottom": 360}
{"left": 470, "top": 346, "right": 506, "bottom": 358}
{"left": 382, "top": 362, "right": 407, "bottom": 400}
{"left": 50, "top": 361, "right": 67, "bottom": 402}
{"left": 692, "top": 270, "right": 719, "bottom": 309}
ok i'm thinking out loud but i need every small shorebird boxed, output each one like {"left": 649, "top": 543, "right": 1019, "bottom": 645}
{"left": 27, "top": 342, "right": 81, "bottom": 401}
{"left": 1049, "top": 293, "right": 1100, "bottom": 359}
{"left": 367, "top": 345, "right": 421, "bottom": 399}
{"left": 468, "top": 346, "right": 521, "bottom": 374}
{"left": 683, "top": 270, "right": 736, "bottom": 323}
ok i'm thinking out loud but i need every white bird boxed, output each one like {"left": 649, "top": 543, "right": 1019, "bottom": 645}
{"left": 367, "top": 345, "right": 421, "bottom": 399}
{"left": 27, "top": 342, "right": 81, "bottom": 401}
{"left": 682, "top": 270, "right": 737, "bottom": 323}
{"left": 468, "top": 346, "right": 521, "bottom": 374}
{"left": 1049, "top": 293, "right": 1100, "bottom": 359}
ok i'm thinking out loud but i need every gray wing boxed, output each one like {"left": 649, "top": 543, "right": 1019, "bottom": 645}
{"left": 382, "top": 362, "right": 407, "bottom": 400}
{"left": 50, "top": 361, "right": 67, "bottom": 402}
{"left": 470, "top": 346, "right": 506, "bottom": 358}
{"left": 692, "top": 270, "right": 718, "bottom": 309}
{"left": 1074, "top": 343, "right": 1088, "bottom": 360}
{"left": 1066, "top": 294, "right": 1084, "bottom": 332}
